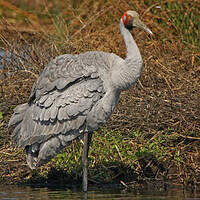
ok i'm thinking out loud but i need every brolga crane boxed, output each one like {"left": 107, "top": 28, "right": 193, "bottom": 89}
{"left": 9, "top": 11, "right": 152, "bottom": 192}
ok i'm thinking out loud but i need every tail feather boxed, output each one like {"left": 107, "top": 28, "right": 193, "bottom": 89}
{"left": 12, "top": 123, "right": 22, "bottom": 145}
{"left": 26, "top": 131, "right": 81, "bottom": 169}
{"left": 9, "top": 103, "right": 29, "bottom": 127}
{"left": 9, "top": 102, "right": 84, "bottom": 169}
{"left": 13, "top": 103, "right": 29, "bottom": 113}
{"left": 26, "top": 144, "right": 39, "bottom": 169}
{"left": 9, "top": 103, "right": 29, "bottom": 146}
{"left": 8, "top": 113, "right": 23, "bottom": 128}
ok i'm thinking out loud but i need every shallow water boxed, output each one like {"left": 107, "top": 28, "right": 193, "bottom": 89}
{"left": 0, "top": 185, "right": 200, "bottom": 200}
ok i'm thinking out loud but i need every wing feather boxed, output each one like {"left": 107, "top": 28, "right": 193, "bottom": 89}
{"left": 43, "top": 107, "right": 51, "bottom": 121}
{"left": 50, "top": 105, "right": 59, "bottom": 121}
{"left": 57, "top": 106, "right": 68, "bottom": 121}
{"left": 38, "top": 94, "right": 48, "bottom": 105}
{"left": 17, "top": 77, "right": 104, "bottom": 148}
{"left": 9, "top": 51, "right": 115, "bottom": 168}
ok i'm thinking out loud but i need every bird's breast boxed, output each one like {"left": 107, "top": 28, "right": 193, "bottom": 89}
{"left": 111, "top": 58, "right": 142, "bottom": 91}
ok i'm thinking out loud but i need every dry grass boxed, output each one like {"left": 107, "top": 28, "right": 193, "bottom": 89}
{"left": 0, "top": 0, "right": 200, "bottom": 189}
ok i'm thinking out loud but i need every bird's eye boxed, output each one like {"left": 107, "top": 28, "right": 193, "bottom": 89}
{"left": 127, "top": 15, "right": 132, "bottom": 20}
{"left": 126, "top": 15, "right": 133, "bottom": 24}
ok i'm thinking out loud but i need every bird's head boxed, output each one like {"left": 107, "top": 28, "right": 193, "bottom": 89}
{"left": 121, "top": 10, "right": 152, "bottom": 34}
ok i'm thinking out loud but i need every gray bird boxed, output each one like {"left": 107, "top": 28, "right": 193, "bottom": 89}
{"left": 9, "top": 11, "right": 152, "bottom": 192}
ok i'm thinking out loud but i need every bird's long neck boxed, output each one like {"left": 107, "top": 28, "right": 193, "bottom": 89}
{"left": 110, "top": 19, "right": 143, "bottom": 91}
{"left": 120, "top": 19, "right": 142, "bottom": 61}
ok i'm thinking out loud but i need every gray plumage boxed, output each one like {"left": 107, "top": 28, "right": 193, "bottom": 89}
{"left": 9, "top": 11, "right": 152, "bottom": 190}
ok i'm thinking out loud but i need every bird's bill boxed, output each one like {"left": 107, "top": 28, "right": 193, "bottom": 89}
{"left": 144, "top": 27, "right": 153, "bottom": 35}
{"left": 134, "top": 18, "right": 153, "bottom": 35}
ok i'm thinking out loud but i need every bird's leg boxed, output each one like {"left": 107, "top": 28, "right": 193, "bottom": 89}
{"left": 82, "top": 132, "right": 92, "bottom": 192}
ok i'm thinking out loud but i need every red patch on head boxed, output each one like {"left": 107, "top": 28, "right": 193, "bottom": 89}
{"left": 122, "top": 12, "right": 127, "bottom": 25}
{"left": 122, "top": 12, "right": 133, "bottom": 30}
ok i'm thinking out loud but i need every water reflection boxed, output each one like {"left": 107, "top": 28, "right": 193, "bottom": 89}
{"left": 0, "top": 185, "right": 200, "bottom": 200}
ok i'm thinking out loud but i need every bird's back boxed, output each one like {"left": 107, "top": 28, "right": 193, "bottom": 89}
{"left": 9, "top": 51, "right": 121, "bottom": 168}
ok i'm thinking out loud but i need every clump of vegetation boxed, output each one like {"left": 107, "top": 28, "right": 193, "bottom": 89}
{"left": 0, "top": 0, "right": 199, "bottom": 189}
